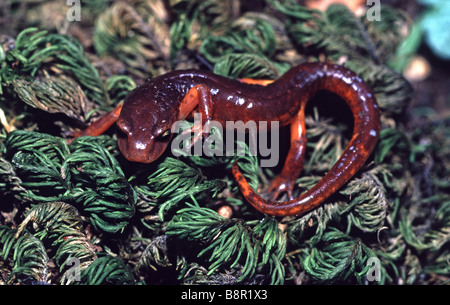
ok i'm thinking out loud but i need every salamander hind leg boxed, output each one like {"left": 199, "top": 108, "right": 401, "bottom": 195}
{"left": 265, "top": 102, "right": 307, "bottom": 201}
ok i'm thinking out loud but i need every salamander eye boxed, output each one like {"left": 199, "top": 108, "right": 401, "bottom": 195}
{"left": 158, "top": 129, "right": 171, "bottom": 141}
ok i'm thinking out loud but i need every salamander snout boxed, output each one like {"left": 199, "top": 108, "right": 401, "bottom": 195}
{"left": 116, "top": 118, "right": 172, "bottom": 163}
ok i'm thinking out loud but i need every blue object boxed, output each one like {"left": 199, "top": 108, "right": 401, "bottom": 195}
{"left": 419, "top": 0, "right": 450, "bottom": 59}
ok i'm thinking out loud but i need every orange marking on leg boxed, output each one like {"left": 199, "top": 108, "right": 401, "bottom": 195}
{"left": 238, "top": 78, "right": 274, "bottom": 86}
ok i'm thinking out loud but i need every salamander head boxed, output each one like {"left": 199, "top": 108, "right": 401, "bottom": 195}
{"left": 116, "top": 84, "right": 179, "bottom": 163}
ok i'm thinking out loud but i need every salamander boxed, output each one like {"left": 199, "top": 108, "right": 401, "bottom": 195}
{"left": 72, "top": 62, "right": 381, "bottom": 217}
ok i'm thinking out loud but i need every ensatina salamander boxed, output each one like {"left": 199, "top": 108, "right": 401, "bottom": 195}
{"left": 73, "top": 62, "right": 381, "bottom": 217}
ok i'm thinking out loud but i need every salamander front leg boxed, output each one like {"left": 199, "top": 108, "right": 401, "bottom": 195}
{"left": 266, "top": 101, "right": 307, "bottom": 201}
{"left": 68, "top": 103, "right": 123, "bottom": 143}
{"left": 177, "top": 84, "right": 214, "bottom": 150}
